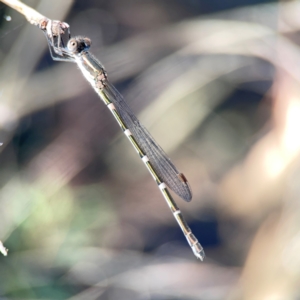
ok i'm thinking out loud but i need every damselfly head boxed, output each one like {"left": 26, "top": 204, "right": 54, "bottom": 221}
{"left": 67, "top": 36, "right": 91, "bottom": 54}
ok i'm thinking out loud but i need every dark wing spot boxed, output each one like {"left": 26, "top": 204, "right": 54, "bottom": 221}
{"left": 178, "top": 173, "right": 188, "bottom": 183}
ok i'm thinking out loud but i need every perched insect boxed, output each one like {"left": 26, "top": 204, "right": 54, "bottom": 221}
{"left": 40, "top": 23, "right": 205, "bottom": 260}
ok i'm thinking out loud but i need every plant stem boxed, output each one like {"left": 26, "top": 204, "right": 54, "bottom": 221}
{"left": 0, "top": 0, "right": 47, "bottom": 26}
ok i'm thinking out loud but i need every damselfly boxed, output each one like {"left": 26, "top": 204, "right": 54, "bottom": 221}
{"left": 41, "top": 21, "right": 205, "bottom": 260}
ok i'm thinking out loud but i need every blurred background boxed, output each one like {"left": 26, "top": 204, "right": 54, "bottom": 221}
{"left": 0, "top": 0, "right": 300, "bottom": 299}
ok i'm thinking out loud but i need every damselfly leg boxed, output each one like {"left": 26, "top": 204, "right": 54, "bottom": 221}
{"left": 39, "top": 18, "right": 73, "bottom": 62}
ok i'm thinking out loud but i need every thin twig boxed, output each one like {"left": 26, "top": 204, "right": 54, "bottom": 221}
{"left": 0, "top": 0, "right": 70, "bottom": 39}
{"left": 0, "top": 0, "right": 46, "bottom": 26}
{"left": 0, "top": 0, "right": 71, "bottom": 258}
{"left": 0, "top": 0, "right": 43, "bottom": 258}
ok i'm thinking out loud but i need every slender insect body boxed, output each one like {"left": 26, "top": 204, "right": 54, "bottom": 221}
{"left": 43, "top": 33, "right": 205, "bottom": 260}
{"left": 74, "top": 55, "right": 97, "bottom": 89}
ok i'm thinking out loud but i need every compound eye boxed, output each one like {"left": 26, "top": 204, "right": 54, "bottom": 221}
{"left": 83, "top": 37, "right": 91, "bottom": 49}
{"left": 67, "top": 39, "right": 78, "bottom": 52}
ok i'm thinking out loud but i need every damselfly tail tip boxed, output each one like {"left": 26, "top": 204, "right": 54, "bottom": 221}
{"left": 191, "top": 242, "right": 205, "bottom": 261}
{"left": 198, "top": 249, "right": 205, "bottom": 261}
{"left": 192, "top": 247, "right": 205, "bottom": 261}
